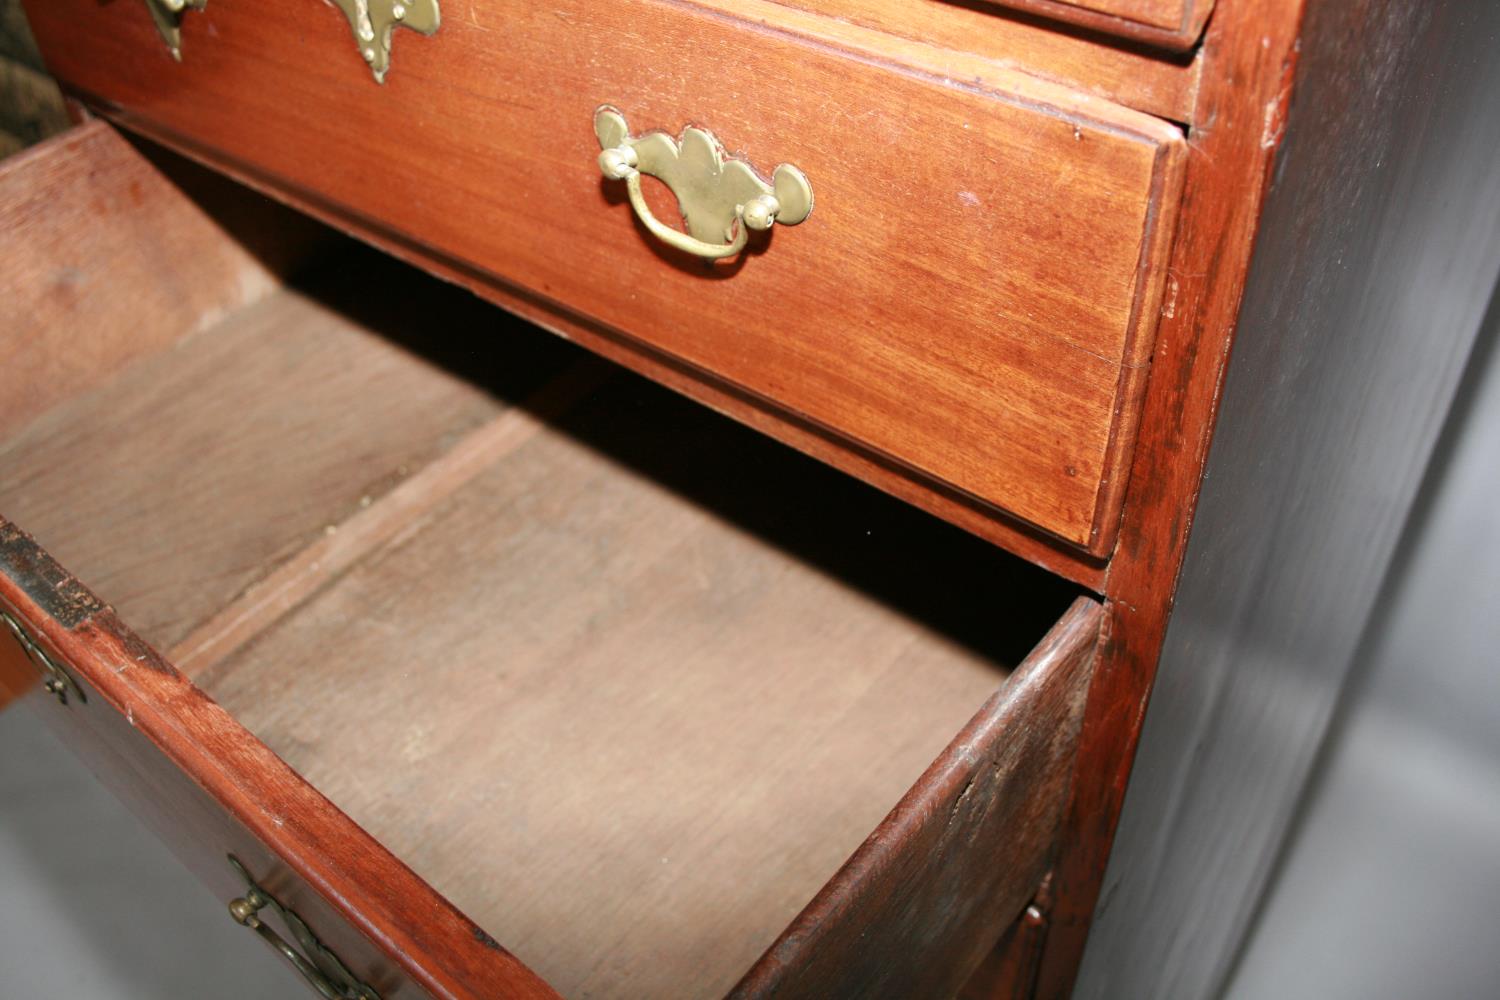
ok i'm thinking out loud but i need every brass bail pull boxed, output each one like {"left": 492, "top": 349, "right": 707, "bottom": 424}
{"left": 2, "top": 610, "right": 84, "bottom": 706}
{"left": 594, "top": 106, "right": 813, "bottom": 262}
{"left": 225, "top": 856, "right": 382, "bottom": 1000}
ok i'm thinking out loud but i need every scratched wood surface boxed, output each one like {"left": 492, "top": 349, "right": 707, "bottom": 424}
{"left": 1032, "top": 0, "right": 1312, "bottom": 995}
{"left": 0, "top": 123, "right": 325, "bottom": 438}
{"left": 0, "top": 237, "right": 579, "bottom": 657}
{"left": 194, "top": 370, "right": 1079, "bottom": 999}
{"left": 704, "top": 0, "right": 1200, "bottom": 123}
{"left": 978, "top": 0, "right": 1215, "bottom": 49}
{"left": 23, "top": 0, "right": 1185, "bottom": 553}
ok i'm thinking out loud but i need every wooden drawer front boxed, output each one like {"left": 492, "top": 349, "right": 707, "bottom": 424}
{"left": 983, "top": 0, "right": 1214, "bottom": 50}
{"left": 25, "top": 0, "right": 1184, "bottom": 553}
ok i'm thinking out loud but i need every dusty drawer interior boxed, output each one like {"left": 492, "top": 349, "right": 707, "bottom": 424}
{"left": 0, "top": 126, "right": 1093, "bottom": 998}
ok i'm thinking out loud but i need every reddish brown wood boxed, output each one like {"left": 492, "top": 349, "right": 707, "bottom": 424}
{"left": 23, "top": 0, "right": 1184, "bottom": 555}
{"left": 980, "top": 0, "right": 1216, "bottom": 51}
{"left": 701, "top": 0, "right": 1201, "bottom": 123}
{"left": 0, "top": 601, "right": 40, "bottom": 707}
{"left": 1031, "top": 1, "right": 1309, "bottom": 996}
{"left": 731, "top": 599, "right": 1100, "bottom": 999}
{"left": 959, "top": 899, "right": 1050, "bottom": 1000}
{"left": 0, "top": 118, "right": 1096, "bottom": 993}
{"left": 10, "top": 1, "right": 1331, "bottom": 996}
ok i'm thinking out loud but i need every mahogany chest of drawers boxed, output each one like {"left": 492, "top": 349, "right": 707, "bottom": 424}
{"left": 3, "top": 0, "right": 1318, "bottom": 996}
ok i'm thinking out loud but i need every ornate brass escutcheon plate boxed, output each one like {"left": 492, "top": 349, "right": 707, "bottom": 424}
{"left": 327, "top": 0, "right": 440, "bottom": 84}
{"left": 141, "top": 0, "right": 206, "bottom": 61}
{"left": 594, "top": 106, "right": 814, "bottom": 261}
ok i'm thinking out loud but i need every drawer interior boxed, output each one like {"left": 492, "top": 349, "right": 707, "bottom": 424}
{"left": 1, "top": 128, "right": 1084, "bottom": 998}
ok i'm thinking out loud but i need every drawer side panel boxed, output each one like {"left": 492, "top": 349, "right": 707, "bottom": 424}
{"left": 731, "top": 597, "right": 1102, "bottom": 998}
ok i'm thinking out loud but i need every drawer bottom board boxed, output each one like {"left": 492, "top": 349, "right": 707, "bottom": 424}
{"left": 1, "top": 240, "right": 1080, "bottom": 998}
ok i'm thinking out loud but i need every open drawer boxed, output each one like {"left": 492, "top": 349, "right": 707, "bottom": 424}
{"left": 0, "top": 124, "right": 1102, "bottom": 999}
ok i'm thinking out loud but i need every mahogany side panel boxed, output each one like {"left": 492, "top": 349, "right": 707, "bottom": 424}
{"left": 0, "top": 520, "right": 561, "bottom": 1000}
{"left": 0, "top": 122, "right": 321, "bottom": 439}
{"left": 23, "top": 0, "right": 1185, "bottom": 554}
{"left": 1072, "top": 0, "right": 1500, "bottom": 997}
{"left": 1032, "top": 0, "right": 1308, "bottom": 995}
{"left": 731, "top": 598, "right": 1101, "bottom": 999}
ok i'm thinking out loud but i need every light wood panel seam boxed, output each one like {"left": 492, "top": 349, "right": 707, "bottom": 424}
{"left": 168, "top": 361, "right": 610, "bottom": 677}
{"left": 673, "top": 0, "right": 1190, "bottom": 143}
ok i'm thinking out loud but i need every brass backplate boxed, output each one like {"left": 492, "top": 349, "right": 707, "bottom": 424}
{"left": 595, "top": 106, "right": 813, "bottom": 260}
{"left": 142, "top": 0, "right": 206, "bottom": 61}
{"left": 328, "top": 0, "right": 441, "bottom": 84}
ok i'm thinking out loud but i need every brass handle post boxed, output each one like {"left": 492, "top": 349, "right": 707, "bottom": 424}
{"left": 2, "top": 610, "right": 84, "bottom": 706}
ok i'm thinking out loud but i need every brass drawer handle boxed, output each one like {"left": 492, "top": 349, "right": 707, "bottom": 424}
{"left": 136, "top": 0, "right": 440, "bottom": 81}
{"left": 141, "top": 0, "right": 206, "bottom": 61}
{"left": 594, "top": 106, "right": 813, "bottom": 261}
{"left": 226, "top": 856, "right": 381, "bottom": 1000}
{"left": 1, "top": 610, "right": 84, "bottom": 706}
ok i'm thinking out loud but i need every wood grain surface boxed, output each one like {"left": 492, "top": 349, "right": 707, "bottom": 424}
{"left": 0, "top": 521, "right": 561, "bottom": 1000}
{"left": 1, "top": 120, "right": 1084, "bottom": 995}
{"left": 0, "top": 246, "right": 576, "bottom": 654}
{"left": 959, "top": 897, "right": 1051, "bottom": 1000}
{"left": 24, "top": 0, "right": 1185, "bottom": 553}
{"left": 731, "top": 598, "right": 1099, "bottom": 999}
{"left": 0, "top": 123, "right": 322, "bottom": 438}
{"left": 1031, "top": 0, "right": 1311, "bottom": 995}
{"left": 4, "top": 3, "right": 1340, "bottom": 997}
{"left": 714, "top": 0, "right": 1200, "bottom": 123}
{"left": 195, "top": 371, "right": 1080, "bottom": 999}
{"left": 979, "top": 0, "right": 1215, "bottom": 49}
